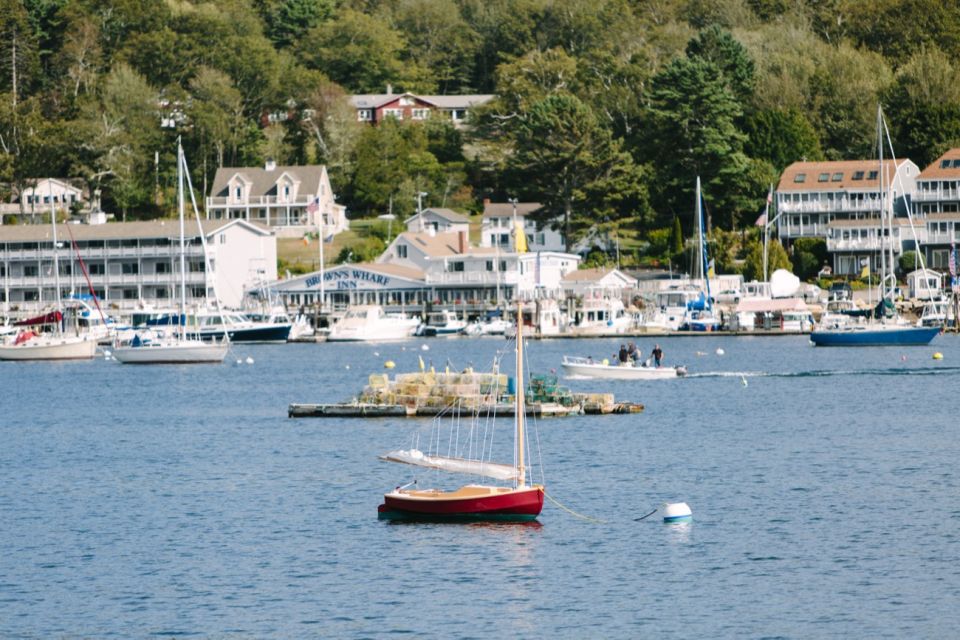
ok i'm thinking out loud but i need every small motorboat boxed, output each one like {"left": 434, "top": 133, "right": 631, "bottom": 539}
{"left": 560, "top": 355, "right": 686, "bottom": 380}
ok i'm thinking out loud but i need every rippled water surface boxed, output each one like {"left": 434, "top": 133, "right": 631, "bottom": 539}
{"left": 2, "top": 335, "right": 960, "bottom": 638}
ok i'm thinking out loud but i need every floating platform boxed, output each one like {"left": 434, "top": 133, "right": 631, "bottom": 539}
{"left": 288, "top": 400, "right": 643, "bottom": 419}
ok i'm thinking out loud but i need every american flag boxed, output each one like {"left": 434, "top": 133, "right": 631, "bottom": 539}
{"left": 306, "top": 196, "right": 320, "bottom": 214}
{"left": 951, "top": 243, "right": 957, "bottom": 278}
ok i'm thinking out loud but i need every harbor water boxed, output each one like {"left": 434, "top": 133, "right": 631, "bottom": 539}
{"left": 2, "top": 335, "right": 960, "bottom": 637}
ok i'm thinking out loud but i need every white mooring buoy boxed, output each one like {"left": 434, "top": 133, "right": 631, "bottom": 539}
{"left": 662, "top": 502, "right": 692, "bottom": 523}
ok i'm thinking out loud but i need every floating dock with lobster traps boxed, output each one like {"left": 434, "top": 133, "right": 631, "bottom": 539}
{"left": 288, "top": 370, "right": 643, "bottom": 418}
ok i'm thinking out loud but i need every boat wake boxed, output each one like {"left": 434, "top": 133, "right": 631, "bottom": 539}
{"left": 687, "top": 365, "right": 960, "bottom": 380}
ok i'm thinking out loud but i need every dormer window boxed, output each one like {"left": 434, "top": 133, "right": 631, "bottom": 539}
{"left": 234, "top": 186, "right": 242, "bottom": 200}
{"left": 832, "top": 172, "right": 843, "bottom": 181}
{"left": 818, "top": 173, "right": 829, "bottom": 182}
{"left": 952, "top": 159, "right": 960, "bottom": 168}
{"left": 867, "top": 170, "right": 878, "bottom": 180}
{"left": 852, "top": 171, "right": 865, "bottom": 180}
{"left": 793, "top": 173, "right": 806, "bottom": 183}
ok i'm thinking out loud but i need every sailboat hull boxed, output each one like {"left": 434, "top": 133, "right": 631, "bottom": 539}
{"left": 0, "top": 335, "right": 97, "bottom": 361}
{"left": 112, "top": 340, "right": 228, "bottom": 364}
{"left": 810, "top": 325, "right": 940, "bottom": 346}
{"left": 378, "top": 485, "right": 544, "bottom": 522}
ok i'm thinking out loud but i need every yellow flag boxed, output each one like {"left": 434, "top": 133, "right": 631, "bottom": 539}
{"left": 418, "top": 355, "right": 425, "bottom": 371}
{"left": 514, "top": 220, "right": 527, "bottom": 254}
{"left": 860, "top": 263, "right": 870, "bottom": 279}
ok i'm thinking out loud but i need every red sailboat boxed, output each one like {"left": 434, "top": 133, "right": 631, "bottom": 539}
{"left": 378, "top": 225, "right": 544, "bottom": 522}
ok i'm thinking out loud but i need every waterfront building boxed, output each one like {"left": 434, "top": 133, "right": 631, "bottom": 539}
{"left": 270, "top": 229, "right": 581, "bottom": 311}
{"left": 823, "top": 217, "right": 917, "bottom": 277}
{"left": 776, "top": 159, "right": 919, "bottom": 247}
{"left": 205, "top": 161, "right": 348, "bottom": 238}
{"left": 349, "top": 88, "right": 494, "bottom": 128}
{"left": 913, "top": 148, "right": 960, "bottom": 217}
{"left": 0, "top": 219, "right": 276, "bottom": 314}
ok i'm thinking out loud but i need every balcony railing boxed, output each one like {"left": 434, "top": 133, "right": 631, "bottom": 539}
{"left": 778, "top": 199, "right": 883, "bottom": 214}
{"left": 914, "top": 189, "right": 960, "bottom": 202}
{"left": 206, "top": 195, "right": 315, "bottom": 207}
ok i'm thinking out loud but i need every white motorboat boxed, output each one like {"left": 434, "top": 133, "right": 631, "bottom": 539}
{"left": 327, "top": 305, "right": 421, "bottom": 342}
{"left": 567, "top": 295, "right": 633, "bottom": 335}
{"left": 465, "top": 315, "right": 510, "bottom": 336}
{"left": 561, "top": 355, "right": 686, "bottom": 380}
{"left": 416, "top": 309, "right": 467, "bottom": 337}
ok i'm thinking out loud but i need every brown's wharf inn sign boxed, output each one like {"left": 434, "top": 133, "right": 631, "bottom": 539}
{"left": 305, "top": 267, "right": 393, "bottom": 290}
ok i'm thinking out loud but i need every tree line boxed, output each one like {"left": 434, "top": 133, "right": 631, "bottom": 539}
{"left": 2, "top": 0, "right": 960, "bottom": 266}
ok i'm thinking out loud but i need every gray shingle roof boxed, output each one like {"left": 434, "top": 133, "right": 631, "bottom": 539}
{"left": 209, "top": 166, "right": 326, "bottom": 198}
{"left": 0, "top": 219, "right": 272, "bottom": 242}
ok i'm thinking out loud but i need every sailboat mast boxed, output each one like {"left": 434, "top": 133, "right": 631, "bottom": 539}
{"left": 178, "top": 139, "right": 187, "bottom": 340}
{"left": 515, "top": 299, "right": 526, "bottom": 488}
{"left": 49, "top": 185, "right": 62, "bottom": 320}
{"left": 877, "top": 106, "right": 887, "bottom": 303}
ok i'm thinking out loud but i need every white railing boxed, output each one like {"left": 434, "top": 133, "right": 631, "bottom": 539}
{"left": 778, "top": 199, "right": 883, "bottom": 214}
{"left": 206, "top": 195, "right": 314, "bottom": 207}
{"left": 914, "top": 189, "right": 960, "bottom": 202}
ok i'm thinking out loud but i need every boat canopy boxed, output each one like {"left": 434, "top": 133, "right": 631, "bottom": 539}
{"left": 380, "top": 449, "right": 521, "bottom": 481}
{"left": 734, "top": 298, "right": 808, "bottom": 314}
{"left": 686, "top": 291, "right": 709, "bottom": 311}
{"left": 15, "top": 311, "right": 62, "bottom": 326}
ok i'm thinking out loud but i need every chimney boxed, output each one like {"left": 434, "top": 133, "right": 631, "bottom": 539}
{"left": 386, "top": 83, "right": 393, "bottom": 95}
{"left": 458, "top": 230, "right": 467, "bottom": 254}
{"left": 265, "top": 159, "right": 277, "bottom": 171}
{"left": 482, "top": 198, "right": 491, "bottom": 206}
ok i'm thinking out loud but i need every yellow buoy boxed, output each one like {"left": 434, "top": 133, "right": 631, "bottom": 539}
{"left": 602, "top": 358, "right": 609, "bottom": 366}
{"left": 933, "top": 352, "right": 943, "bottom": 360}
{"left": 384, "top": 360, "right": 396, "bottom": 369}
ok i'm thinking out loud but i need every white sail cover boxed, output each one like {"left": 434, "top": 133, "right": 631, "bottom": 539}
{"left": 379, "top": 448, "right": 520, "bottom": 481}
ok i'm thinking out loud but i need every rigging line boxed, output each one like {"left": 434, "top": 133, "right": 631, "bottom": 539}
{"left": 634, "top": 507, "right": 659, "bottom": 522}
{"left": 544, "top": 490, "right": 607, "bottom": 525}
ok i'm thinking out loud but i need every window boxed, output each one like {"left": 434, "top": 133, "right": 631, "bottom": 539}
{"left": 383, "top": 108, "right": 403, "bottom": 120}
{"left": 88, "top": 263, "right": 105, "bottom": 275}
{"left": 486, "top": 260, "right": 494, "bottom": 271}
{"left": 219, "top": 233, "right": 226, "bottom": 245}
{"left": 818, "top": 173, "right": 829, "bottom": 182}
{"left": 24, "top": 291, "right": 38, "bottom": 301}
{"left": 500, "top": 260, "right": 507, "bottom": 272}
{"left": 852, "top": 171, "right": 865, "bottom": 180}
{"left": 867, "top": 170, "right": 878, "bottom": 180}
{"left": 932, "top": 249, "right": 950, "bottom": 269}
{"left": 190, "top": 261, "right": 205, "bottom": 273}
{"left": 123, "top": 289, "right": 137, "bottom": 300}
{"left": 24, "top": 265, "right": 38, "bottom": 277}
{"left": 535, "top": 232, "right": 546, "bottom": 245}
{"left": 234, "top": 186, "right": 242, "bottom": 200}
{"left": 156, "top": 287, "right": 168, "bottom": 298}
{"left": 448, "top": 261, "right": 464, "bottom": 272}
{"left": 411, "top": 108, "right": 429, "bottom": 120}
{"left": 397, "top": 244, "right": 407, "bottom": 258}
{"left": 793, "top": 173, "right": 806, "bottom": 183}
{"left": 191, "top": 287, "right": 206, "bottom": 298}
{"left": 942, "top": 159, "right": 951, "bottom": 169}
{"left": 832, "top": 172, "right": 843, "bottom": 181}
{"left": 499, "top": 233, "right": 509, "bottom": 246}
{"left": 357, "top": 109, "right": 372, "bottom": 122}
{"left": 122, "top": 263, "right": 139, "bottom": 275}
{"left": 156, "top": 262, "right": 171, "bottom": 274}
{"left": 953, "top": 159, "right": 960, "bottom": 168}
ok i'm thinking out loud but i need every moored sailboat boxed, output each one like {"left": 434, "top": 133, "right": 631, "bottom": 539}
{"left": 112, "top": 140, "right": 228, "bottom": 364}
{"left": 810, "top": 107, "right": 939, "bottom": 347}
{"left": 378, "top": 221, "right": 544, "bottom": 522}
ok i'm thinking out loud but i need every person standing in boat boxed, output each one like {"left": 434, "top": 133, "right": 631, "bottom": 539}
{"left": 627, "top": 342, "right": 638, "bottom": 364}
{"left": 651, "top": 344, "right": 663, "bottom": 368}
{"left": 618, "top": 344, "right": 628, "bottom": 364}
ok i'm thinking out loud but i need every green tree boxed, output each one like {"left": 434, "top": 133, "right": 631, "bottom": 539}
{"left": 885, "top": 47, "right": 960, "bottom": 168}
{"left": 744, "top": 108, "right": 823, "bottom": 171}
{"left": 188, "top": 66, "right": 249, "bottom": 169}
{"left": 743, "top": 235, "right": 791, "bottom": 281}
{"left": 267, "top": 0, "right": 334, "bottom": 48}
{"left": 644, "top": 55, "right": 753, "bottom": 228}
{"left": 685, "top": 25, "right": 755, "bottom": 104}
{"left": 298, "top": 9, "right": 430, "bottom": 93}
{"left": 509, "top": 93, "right": 644, "bottom": 252}
{"left": 792, "top": 237, "right": 827, "bottom": 280}
{"left": 392, "top": 0, "right": 479, "bottom": 93}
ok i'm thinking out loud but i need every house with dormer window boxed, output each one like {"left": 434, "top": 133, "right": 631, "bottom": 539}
{"left": 404, "top": 208, "right": 470, "bottom": 235}
{"left": 1, "top": 178, "right": 88, "bottom": 224}
{"left": 775, "top": 159, "right": 919, "bottom": 247}
{"left": 205, "top": 161, "right": 348, "bottom": 238}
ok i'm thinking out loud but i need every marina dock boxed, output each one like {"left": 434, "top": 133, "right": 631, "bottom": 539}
{"left": 288, "top": 400, "right": 643, "bottom": 418}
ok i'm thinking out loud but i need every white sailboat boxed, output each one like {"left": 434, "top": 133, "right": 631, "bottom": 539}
{"left": 113, "top": 140, "right": 228, "bottom": 364}
{"left": 0, "top": 197, "right": 97, "bottom": 361}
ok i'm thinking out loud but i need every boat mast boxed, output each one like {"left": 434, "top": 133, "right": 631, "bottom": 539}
{"left": 515, "top": 296, "right": 525, "bottom": 488}
{"left": 49, "top": 184, "right": 63, "bottom": 332}
{"left": 696, "top": 176, "right": 712, "bottom": 304}
{"left": 178, "top": 138, "right": 187, "bottom": 341}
